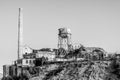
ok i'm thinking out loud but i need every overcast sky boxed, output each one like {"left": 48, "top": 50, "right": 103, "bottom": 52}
{"left": 0, "top": 0, "right": 120, "bottom": 73}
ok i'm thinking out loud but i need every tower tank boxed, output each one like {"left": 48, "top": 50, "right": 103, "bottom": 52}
{"left": 58, "top": 28, "right": 71, "bottom": 38}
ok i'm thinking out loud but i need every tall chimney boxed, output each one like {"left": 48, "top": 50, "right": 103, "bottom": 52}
{"left": 18, "top": 8, "right": 23, "bottom": 59}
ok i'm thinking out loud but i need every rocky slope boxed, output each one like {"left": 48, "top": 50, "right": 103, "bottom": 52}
{"left": 48, "top": 61, "right": 108, "bottom": 80}
{"left": 30, "top": 61, "right": 119, "bottom": 80}
{"left": 3, "top": 60, "right": 119, "bottom": 80}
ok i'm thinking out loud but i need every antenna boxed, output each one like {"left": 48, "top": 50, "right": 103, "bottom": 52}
{"left": 18, "top": 8, "right": 23, "bottom": 59}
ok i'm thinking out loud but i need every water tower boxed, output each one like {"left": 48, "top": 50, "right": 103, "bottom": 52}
{"left": 58, "top": 28, "right": 72, "bottom": 51}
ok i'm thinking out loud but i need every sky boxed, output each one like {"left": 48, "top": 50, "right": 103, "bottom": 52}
{"left": 0, "top": 0, "right": 120, "bottom": 73}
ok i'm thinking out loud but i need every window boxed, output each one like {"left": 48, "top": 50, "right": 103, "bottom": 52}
{"left": 26, "top": 60, "right": 28, "bottom": 64}
{"left": 29, "top": 60, "right": 31, "bottom": 64}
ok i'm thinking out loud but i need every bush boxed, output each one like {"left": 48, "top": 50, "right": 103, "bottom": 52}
{"left": 109, "top": 58, "right": 120, "bottom": 78}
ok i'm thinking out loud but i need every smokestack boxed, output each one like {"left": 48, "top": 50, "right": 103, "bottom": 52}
{"left": 18, "top": 8, "right": 23, "bottom": 59}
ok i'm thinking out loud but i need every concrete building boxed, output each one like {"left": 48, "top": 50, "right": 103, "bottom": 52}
{"left": 36, "top": 51, "right": 56, "bottom": 61}
{"left": 23, "top": 53, "right": 36, "bottom": 59}
{"left": 72, "top": 43, "right": 82, "bottom": 50}
{"left": 3, "top": 65, "right": 10, "bottom": 77}
{"left": 16, "top": 58, "right": 35, "bottom": 67}
{"left": 23, "top": 45, "right": 33, "bottom": 54}
{"left": 9, "top": 65, "right": 17, "bottom": 77}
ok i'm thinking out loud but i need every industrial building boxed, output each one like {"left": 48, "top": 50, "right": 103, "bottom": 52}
{"left": 3, "top": 8, "right": 107, "bottom": 78}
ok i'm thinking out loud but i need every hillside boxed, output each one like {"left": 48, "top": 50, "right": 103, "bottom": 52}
{"left": 2, "top": 60, "right": 120, "bottom": 80}
{"left": 29, "top": 61, "right": 120, "bottom": 80}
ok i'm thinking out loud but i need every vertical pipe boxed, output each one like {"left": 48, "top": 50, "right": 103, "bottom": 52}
{"left": 18, "top": 8, "right": 23, "bottom": 59}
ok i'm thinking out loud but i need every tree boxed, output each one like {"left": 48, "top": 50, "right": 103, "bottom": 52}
{"left": 57, "top": 48, "right": 67, "bottom": 58}
{"left": 109, "top": 58, "right": 120, "bottom": 78}
{"left": 1, "top": 76, "right": 13, "bottom": 80}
